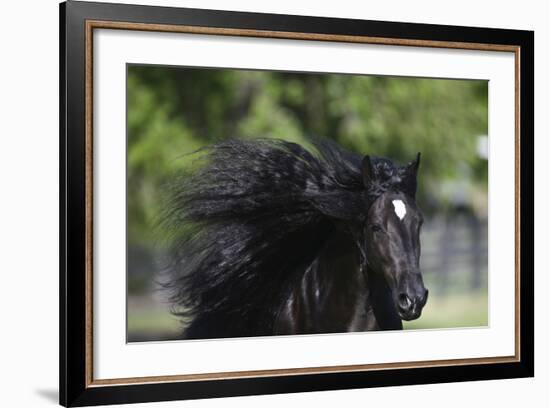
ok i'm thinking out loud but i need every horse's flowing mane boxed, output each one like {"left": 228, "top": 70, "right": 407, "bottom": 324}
{"left": 161, "top": 138, "right": 413, "bottom": 338}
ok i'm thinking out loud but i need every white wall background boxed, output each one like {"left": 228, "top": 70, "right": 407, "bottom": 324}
{"left": 0, "top": 0, "right": 544, "bottom": 407}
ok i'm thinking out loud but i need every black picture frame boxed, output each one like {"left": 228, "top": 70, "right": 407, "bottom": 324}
{"left": 60, "top": 1, "right": 534, "bottom": 406}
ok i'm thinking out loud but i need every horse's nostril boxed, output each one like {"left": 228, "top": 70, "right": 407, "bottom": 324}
{"left": 398, "top": 293, "right": 412, "bottom": 309}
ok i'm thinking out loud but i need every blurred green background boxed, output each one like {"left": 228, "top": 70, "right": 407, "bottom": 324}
{"left": 127, "top": 65, "right": 489, "bottom": 342}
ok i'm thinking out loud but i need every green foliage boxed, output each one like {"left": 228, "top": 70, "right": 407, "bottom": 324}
{"left": 127, "top": 65, "right": 488, "bottom": 245}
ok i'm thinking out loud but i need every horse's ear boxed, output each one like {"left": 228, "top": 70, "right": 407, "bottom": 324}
{"left": 405, "top": 152, "right": 421, "bottom": 177}
{"left": 403, "top": 152, "right": 421, "bottom": 197}
{"left": 362, "top": 155, "right": 375, "bottom": 187}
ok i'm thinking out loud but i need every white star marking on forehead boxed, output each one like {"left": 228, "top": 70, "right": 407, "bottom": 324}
{"left": 392, "top": 199, "right": 407, "bottom": 220}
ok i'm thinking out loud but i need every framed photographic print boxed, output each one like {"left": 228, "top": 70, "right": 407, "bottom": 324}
{"left": 59, "top": 0, "right": 534, "bottom": 406}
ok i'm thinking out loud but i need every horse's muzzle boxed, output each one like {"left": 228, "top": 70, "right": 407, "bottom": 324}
{"left": 396, "top": 288, "right": 428, "bottom": 321}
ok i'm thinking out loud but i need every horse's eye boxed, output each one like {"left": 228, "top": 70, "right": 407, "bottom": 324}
{"left": 371, "top": 224, "right": 382, "bottom": 233}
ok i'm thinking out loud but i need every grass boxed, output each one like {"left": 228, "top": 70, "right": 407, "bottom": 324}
{"left": 128, "top": 306, "right": 181, "bottom": 334}
{"left": 403, "top": 291, "right": 488, "bottom": 330}
{"left": 127, "top": 291, "right": 488, "bottom": 341}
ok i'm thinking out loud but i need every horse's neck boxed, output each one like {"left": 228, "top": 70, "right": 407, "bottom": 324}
{"left": 274, "top": 229, "right": 402, "bottom": 334}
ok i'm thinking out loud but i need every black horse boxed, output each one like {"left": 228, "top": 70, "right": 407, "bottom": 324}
{"left": 162, "top": 138, "right": 428, "bottom": 339}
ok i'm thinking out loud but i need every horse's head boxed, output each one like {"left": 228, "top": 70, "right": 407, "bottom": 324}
{"left": 358, "top": 153, "right": 428, "bottom": 321}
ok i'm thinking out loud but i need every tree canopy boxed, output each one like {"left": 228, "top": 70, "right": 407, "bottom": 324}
{"left": 127, "top": 65, "right": 488, "bottom": 246}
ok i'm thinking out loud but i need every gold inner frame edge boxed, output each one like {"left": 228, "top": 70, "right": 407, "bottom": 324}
{"left": 83, "top": 19, "right": 522, "bottom": 388}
